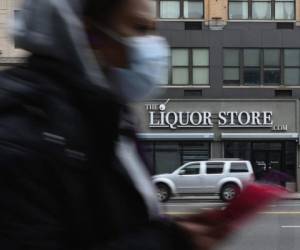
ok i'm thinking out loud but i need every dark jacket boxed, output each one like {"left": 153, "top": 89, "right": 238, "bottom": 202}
{"left": 0, "top": 56, "right": 194, "bottom": 250}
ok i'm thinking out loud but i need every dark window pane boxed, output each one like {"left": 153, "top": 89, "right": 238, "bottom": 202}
{"left": 264, "top": 68, "right": 281, "bottom": 84}
{"left": 253, "top": 143, "right": 282, "bottom": 151}
{"left": 285, "top": 68, "right": 300, "bottom": 85}
{"left": 230, "top": 163, "right": 249, "bottom": 173}
{"left": 244, "top": 67, "right": 261, "bottom": 84}
{"left": 284, "top": 49, "right": 300, "bottom": 67}
{"left": 264, "top": 49, "right": 280, "bottom": 66}
{"left": 224, "top": 49, "right": 240, "bottom": 66}
{"left": 244, "top": 49, "right": 260, "bottom": 66}
{"left": 224, "top": 68, "right": 240, "bottom": 84}
{"left": 206, "top": 163, "right": 224, "bottom": 174}
{"left": 224, "top": 142, "right": 251, "bottom": 160}
{"left": 285, "top": 141, "right": 296, "bottom": 179}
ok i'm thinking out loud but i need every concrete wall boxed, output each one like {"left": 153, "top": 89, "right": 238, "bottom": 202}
{"left": 0, "top": 0, "right": 26, "bottom": 64}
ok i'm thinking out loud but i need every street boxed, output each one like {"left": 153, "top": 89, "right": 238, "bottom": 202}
{"left": 161, "top": 199, "right": 300, "bottom": 250}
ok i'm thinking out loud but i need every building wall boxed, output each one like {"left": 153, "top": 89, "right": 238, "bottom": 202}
{"left": 205, "top": 0, "right": 228, "bottom": 22}
{"left": 153, "top": 1, "right": 300, "bottom": 190}
{"left": 0, "top": 0, "right": 26, "bottom": 66}
{"left": 157, "top": 21, "right": 300, "bottom": 100}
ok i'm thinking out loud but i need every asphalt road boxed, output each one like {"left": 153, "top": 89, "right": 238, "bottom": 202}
{"left": 161, "top": 199, "right": 300, "bottom": 250}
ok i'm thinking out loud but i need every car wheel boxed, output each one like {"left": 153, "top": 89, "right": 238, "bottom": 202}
{"left": 156, "top": 183, "right": 171, "bottom": 202}
{"left": 221, "top": 183, "right": 240, "bottom": 202}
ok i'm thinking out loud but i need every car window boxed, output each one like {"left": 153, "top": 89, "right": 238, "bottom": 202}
{"left": 230, "top": 162, "right": 249, "bottom": 173}
{"left": 179, "top": 164, "right": 200, "bottom": 175}
{"left": 206, "top": 162, "right": 224, "bottom": 174}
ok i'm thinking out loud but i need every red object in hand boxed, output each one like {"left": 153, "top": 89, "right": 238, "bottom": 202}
{"left": 203, "top": 184, "right": 287, "bottom": 227}
{"left": 222, "top": 183, "right": 286, "bottom": 224}
{"left": 179, "top": 183, "right": 286, "bottom": 229}
{"left": 176, "top": 184, "right": 287, "bottom": 242}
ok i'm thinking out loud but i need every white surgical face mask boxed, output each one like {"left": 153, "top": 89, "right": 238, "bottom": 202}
{"left": 94, "top": 26, "right": 170, "bottom": 101}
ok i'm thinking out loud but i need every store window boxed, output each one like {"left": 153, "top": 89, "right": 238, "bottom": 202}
{"left": 141, "top": 141, "right": 210, "bottom": 174}
{"left": 156, "top": 0, "right": 204, "bottom": 19}
{"left": 224, "top": 48, "right": 300, "bottom": 86}
{"left": 224, "top": 141, "right": 297, "bottom": 182}
{"left": 171, "top": 48, "right": 209, "bottom": 85}
{"left": 229, "top": 0, "right": 295, "bottom": 20}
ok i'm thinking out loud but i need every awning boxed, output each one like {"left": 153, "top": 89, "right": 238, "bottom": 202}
{"left": 138, "top": 133, "right": 214, "bottom": 141}
{"left": 221, "top": 133, "right": 299, "bottom": 140}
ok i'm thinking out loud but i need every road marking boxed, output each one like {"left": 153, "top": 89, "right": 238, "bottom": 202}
{"left": 260, "top": 212, "right": 300, "bottom": 215}
{"left": 281, "top": 226, "right": 300, "bottom": 228}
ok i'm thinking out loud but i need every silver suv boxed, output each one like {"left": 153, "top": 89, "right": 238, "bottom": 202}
{"left": 153, "top": 159, "right": 255, "bottom": 202}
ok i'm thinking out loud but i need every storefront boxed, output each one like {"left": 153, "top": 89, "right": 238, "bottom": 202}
{"left": 136, "top": 99, "right": 300, "bottom": 190}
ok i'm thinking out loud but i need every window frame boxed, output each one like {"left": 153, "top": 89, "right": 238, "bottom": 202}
{"left": 228, "top": 0, "right": 295, "bottom": 20}
{"left": 154, "top": 0, "right": 205, "bottom": 19}
{"left": 223, "top": 48, "right": 300, "bottom": 86}
{"left": 170, "top": 48, "right": 210, "bottom": 86}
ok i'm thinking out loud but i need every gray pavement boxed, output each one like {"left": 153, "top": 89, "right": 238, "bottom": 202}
{"left": 161, "top": 200, "right": 300, "bottom": 250}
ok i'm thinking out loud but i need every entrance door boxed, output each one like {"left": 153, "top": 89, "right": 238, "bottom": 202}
{"left": 253, "top": 150, "right": 282, "bottom": 180}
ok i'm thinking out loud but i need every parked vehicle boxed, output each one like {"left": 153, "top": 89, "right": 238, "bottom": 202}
{"left": 153, "top": 159, "right": 255, "bottom": 202}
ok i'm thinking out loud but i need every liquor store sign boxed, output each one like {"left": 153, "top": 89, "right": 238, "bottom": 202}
{"left": 145, "top": 100, "right": 287, "bottom": 131}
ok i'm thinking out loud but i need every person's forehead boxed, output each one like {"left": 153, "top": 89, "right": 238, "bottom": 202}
{"left": 126, "top": 0, "right": 151, "bottom": 15}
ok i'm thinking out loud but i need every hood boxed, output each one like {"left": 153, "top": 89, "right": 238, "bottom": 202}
{"left": 13, "top": 0, "right": 109, "bottom": 90}
{"left": 152, "top": 173, "right": 172, "bottom": 179}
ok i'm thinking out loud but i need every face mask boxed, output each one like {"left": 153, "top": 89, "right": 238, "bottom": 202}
{"left": 92, "top": 26, "right": 170, "bottom": 102}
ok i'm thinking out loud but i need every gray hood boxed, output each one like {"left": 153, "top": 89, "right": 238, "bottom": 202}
{"left": 13, "top": 0, "right": 108, "bottom": 90}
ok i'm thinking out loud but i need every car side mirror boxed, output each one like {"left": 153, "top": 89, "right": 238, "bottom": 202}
{"left": 179, "top": 170, "right": 186, "bottom": 175}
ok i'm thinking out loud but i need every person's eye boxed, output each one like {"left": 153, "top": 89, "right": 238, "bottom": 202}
{"left": 135, "top": 24, "right": 150, "bottom": 34}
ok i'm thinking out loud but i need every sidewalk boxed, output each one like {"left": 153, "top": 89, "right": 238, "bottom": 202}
{"left": 286, "top": 192, "right": 300, "bottom": 200}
